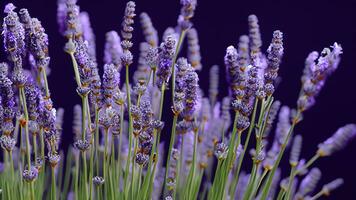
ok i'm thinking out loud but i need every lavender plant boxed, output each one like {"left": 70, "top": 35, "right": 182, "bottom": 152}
{"left": 0, "top": 1, "right": 354, "bottom": 200}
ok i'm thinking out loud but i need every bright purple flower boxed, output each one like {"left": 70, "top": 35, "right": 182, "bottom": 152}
{"left": 3, "top": 3, "right": 26, "bottom": 64}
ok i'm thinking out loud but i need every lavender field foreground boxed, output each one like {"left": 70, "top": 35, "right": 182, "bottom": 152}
{"left": 0, "top": 0, "right": 355, "bottom": 200}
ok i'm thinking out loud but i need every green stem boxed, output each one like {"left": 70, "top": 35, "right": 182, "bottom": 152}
{"left": 294, "top": 154, "right": 320, "bottom": 176}
{"left": 40, "top": 66, "right": 50, "bottom": 98}
{"left": 117, "top": 104, "right": 125, "bottom": 190}
{"left": 259, "top": 111, "right": 301, "bottom": 200}
{"left": 229, "top": 98, "right": 258, "bottom": 198}
{"left": 51, "top": 167, "right": 56, "bottom": 200}
{"left": 309, "top": 190, "right": 324, "bottom": 200}
{"left": 124, "top": 64, "right": 134, "bottom": 199}
{"left": 103, "top": 128, "right": 109, "bottom": 197}
{"left": 164, "top": 114, "right": 178, "bottom": 192}
{"left": 285, "top": 166, "right": 296, "bottom": 200}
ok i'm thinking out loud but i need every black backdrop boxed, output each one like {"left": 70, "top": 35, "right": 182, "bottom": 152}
{"left": 1, "top": 0, "right": 356, "bottom": 199}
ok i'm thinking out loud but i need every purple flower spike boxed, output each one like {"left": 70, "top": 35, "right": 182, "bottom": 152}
{"left": 156, "top": 35, "right": 176, "bottom": 89}
{"left": 102, "top": 64, "right": 120, "bottom": 107}
{"left": 3, "top": 3, "right": 26, "bottom": 64}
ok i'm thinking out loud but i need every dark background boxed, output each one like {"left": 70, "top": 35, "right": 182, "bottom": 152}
{"left": 1, "top": 0, "right": 356, "bottom": 199}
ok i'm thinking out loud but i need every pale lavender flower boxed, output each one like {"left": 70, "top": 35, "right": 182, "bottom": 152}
{"left": 187, "top": 28, "right": 202, "bottom": 71}
{"left": 237, "top": 35, "right": 250, "bottom": 68}
{"left": 63, "top": 0, "right": 82, "bottom": 38}
{"left": 104, "top": 31, "right": 123, "bottom": 71}
{"left": 80, "top": 12, "right": 96, "bottom": 60}
{"left": 296, "top": 168, "right": 321, "bottom": 197}
{"left": 133, "top": 42, "right": 151, "bottom": 84}
{"left": 289, "top": 135, "right": 302, "bottom": 166}
{"left": 317, "top": 124, "right": 356, "bottom": 156}
{"left": 248, "top": 14, "right": 262, "bottom": 54}
{"left": 177, "top": 0, "right": 197, "bottom": 30}
{"left": 140, "top": 12, "right": 158, "bottom": 47}
{"left": 321, "top": 178, "right": 344, "bottom": 195}
{"left": 209, "top": 65, "right": 219, "bottom": 107}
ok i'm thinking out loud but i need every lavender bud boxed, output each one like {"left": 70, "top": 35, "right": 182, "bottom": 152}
{"left": 22, "top": 166, "right": 39, "bottom": 182}
{"left": 289, "top": 135, "right": 302, "bottom": 166}
{"left": 93, "top": 176, "right": 105, "bottom": 186}
{"left": 47, "top": 152, "right": 61, "bottom": 168}
{"left": 74, "top": 139, "right": 91, "bottom": 152}
{"left": 0, "top": 135, "right": 16, "bottom": 151}
{"left": 135, "top": 152, "right": 149, "bottom": 166}
{"left": 317, "top": 124, "right": 356, "bottom": 156}
{"left": 214, "top": 142, "right": 228, "bottom": 160}
{"left": 236, "top": 115, "right": 250, "bottom": 131}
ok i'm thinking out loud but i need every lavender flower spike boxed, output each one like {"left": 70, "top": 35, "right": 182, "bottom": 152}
{"left": 248, "top": 14, "right": 262, "bottom": 54}
{"left": 140, "top": 12, "right": 158, "bottom": 47}
{"left": 104, "top": 31, "right": 123, "bottom": 71}
{"left": 178, "top": 0, "right": 197, "bottom": 30}
{"left": 187, "top": 28, "right": 202, "bottom": 71}
{"left": 209, "top": 65, "right": 219, "bottom": 107}
{"left": 317, "top": 124, "right": 356, "bottom": 156}
{"left": 264, "top": 30, "right": 284, "bottom": 96}
{"left": 102, "top": 63, "right": 120, "bottom": 107}
{"left": 156, "top": 35, "right": 176, "bottom": 89}
{"left": 3, "top": 3, "right": 26, "bottom": 64}
{"left": 321, "top": 178, "right": 344, "bottom": 196}
{"left": 289, "top": 135, "right": 302, "bottom": 166}
{"left": 296, "top": 168, "right": 322, "bottom": 197}
{"left": 120, "top": 1, "right": 136, "bottom": 66}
